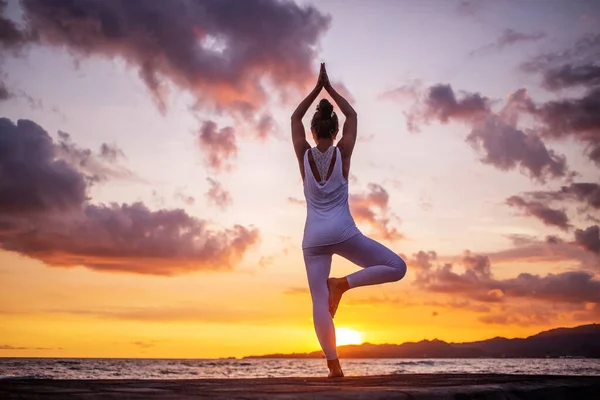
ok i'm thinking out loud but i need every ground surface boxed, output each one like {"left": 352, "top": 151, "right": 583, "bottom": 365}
{"left": 1, "top": 374, "right": 599, "bottom": 399}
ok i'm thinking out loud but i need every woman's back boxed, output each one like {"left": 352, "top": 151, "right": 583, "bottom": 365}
{"left": 302, "top": 146, "right": 359, "bottom": 249}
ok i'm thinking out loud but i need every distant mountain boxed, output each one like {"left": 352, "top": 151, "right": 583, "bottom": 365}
{"left": 245, "top": 324, "right": 600, "bottom": 359}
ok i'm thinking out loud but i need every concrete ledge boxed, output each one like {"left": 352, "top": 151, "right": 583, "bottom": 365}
{"left": 1, "top": 374, "right": 599, "bottom": 399}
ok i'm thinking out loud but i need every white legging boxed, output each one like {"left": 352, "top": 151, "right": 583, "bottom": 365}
{"left": 302, "top": 233, "right": 407, "bottom": 360}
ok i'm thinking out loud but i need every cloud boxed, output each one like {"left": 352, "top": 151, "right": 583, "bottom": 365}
{"left": 55, "top": 131, "right": 133, "bottom": 184}
{"left": 197, "top": 121, "right": 237, "bottom": 173}
{"left": 575, "top": 225, "right": 600, "bottom": 255}
{"left": 478, "top": 308, "right": 555, "bottom": 327}
{"left": 283, "top": 287, "right": 309, "bottom": 296}
{"left": 18, "top": 0, "right": 331, "bottom": 117}
{"left": 0, "top": 118, "right": 88, "bottom": 215}
{"left": 520, "top": 183, "right": 599, "bottom": 225}
{"left": 419, "top": 194, "right": 433, "bottom": 211}
{"left": 573, "top": 301, "right": 600, "bottom": 322}
{"left": 536, "top": 88, "right": 600, "bottom": 140}
{"left": 378, "top": 80, "right": 422, "bottom": 103}
{"left": 541, "top": 64, "right": 600, "bottom": 91}
{"left": 0, "top": 344, "right": 28, "bottom": 350}
{"left": 174, "top": 190, "right": 195, "bottom": 206}
{"left": 408, "top": 250, "right": 438, "bottom": 272}
{"left": 1, "top": 202, "right": 259, "bottom": 276}
{"left": 99, "top": 143, "right": 125, "bottom": 163}
{"left": 0, "top": 344, "right": 57, "bottom": 350}
{"left": 506, "top": 195, "right": 570, "bottom": 231}
{"left": 349, "top": 183, "right": 403, "bottom": 241}
{"left": 255, "top": 114, "right": 276, "bottom": 141}
{"left": 425, "top": 299, "right": 491, "bottom": 313}
{"left": 519, "top": 34, "right": 600, "bottom": 166}
{"left": 132, "top": 340, "right": 158, "bottom": 349}
{"left": 484, "top": 234, "right": 598, "bottom": 271}
{"left": 534, "top": 88, "right": 600, "bottom": 165}
{"left": 466, "top": 114, "right": 569, "bottom": 183}
{"left": 526, "top": 183, "right": 600, "bottom": 210}
{"left": 404, "top": 84, "right": 490, "bottom": 131}
{"left": 0, "top": 78, "right": 12, "bottom": 101}
{"left": 397, "top": 35, "right": 600, "bottom": 176}
{"left": 394, "top": 84, "right": 569, "bottom": 182}
{"left": 346, "top": 294, "right": 414, "bottom": 307}
{"left": 287, "top": 197, "right": 305, "bottom": 206}
{"left": 499, "top": 271, "right": 600, "bottom": 304}
{"left": 46, "top": 305, "right": 277, "bottom": 324}
{"left": 205, "top": 178, "right": 232, "bottom": 210}
{"left": 414, "top": 251, "right": 500, "bottom": 301}
{"left": 456, "top": 0, "right": 489, "bottom": 17}
{"left": 470, "top": 29, "right": 546, "bottom": 57}
{"left": 410, "top": 249, "right": 600, "bottom": 305}
{"left": 521, "top": 33, "right": 600, "bottom": 78}
{"left": 0, "top": 117, "right": 259, "bottom": 276}
{"left": 590, "top": 144, "right": 600, "bottom": 167}
{"left": 0, "top": 0, "right": 30, "bottom": 49}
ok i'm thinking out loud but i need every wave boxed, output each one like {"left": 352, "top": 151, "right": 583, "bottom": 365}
{"left": 0, "top": 374, "right": 55, "bottom": 380}
{"left": 395, "top": 360, "right": 436, "bottom": 366}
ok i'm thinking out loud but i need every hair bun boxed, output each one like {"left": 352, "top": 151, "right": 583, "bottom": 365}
{"left": 317, "top": 98, "right": 333, "bottom": 120}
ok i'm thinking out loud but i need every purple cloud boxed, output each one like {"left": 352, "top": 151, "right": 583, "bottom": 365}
{"left": 0, "top": 117, "right": 259, "bottom": 276}
{"left": 575, "top": 225, "right": 600, "bottom": 255}
{"left": 467, "top": 116, "right": 568, "bottom": 183}
{"left": 205, "top": 178, "right": 232, "bottom": 210}
{"left": 17, "top": 0, "right": 331, "bottom": 117}
{"left": 409, "top": 249, "right": 600, "bottom": 304}
{"left": 506, "top": 195, "right": 570, "bottom": 231}
{"left": 197, "top": 121, "right": 237, "bottom": 173}
{"left": 470, "top": 29, "right": 546, "bottom": 57}
{"left": 405, "top": 84, "right": 490, "bottom": 131}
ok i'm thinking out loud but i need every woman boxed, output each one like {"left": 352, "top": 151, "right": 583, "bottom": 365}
{"left": 291, "top": 63, "right": 408, "bottom": 378}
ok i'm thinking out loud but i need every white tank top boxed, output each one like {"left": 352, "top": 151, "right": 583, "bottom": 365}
{"left": 302, "top": 146, "right": 360, "bottom": 249}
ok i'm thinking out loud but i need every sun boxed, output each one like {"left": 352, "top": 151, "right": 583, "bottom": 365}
{"left": 335, "top": 328, "right": 364, "bottom": 346}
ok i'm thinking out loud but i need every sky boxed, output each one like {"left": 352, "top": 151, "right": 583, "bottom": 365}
{"left": 0, "top": 0, "right": 599, "bottom": 359}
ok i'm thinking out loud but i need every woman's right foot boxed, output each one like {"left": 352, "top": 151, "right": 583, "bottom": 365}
{"left": 327, "top": 277, "right": 349, "bottom": 318}
{"left": 327, "top": 358, "right": 344, "bottom": 378}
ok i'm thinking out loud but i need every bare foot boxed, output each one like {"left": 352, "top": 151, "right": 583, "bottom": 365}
{"left": 327, "top": 277, "right": 349, "bottom": 318}
{"left": 327, "top": 359, "right": 344, "bottom": 378}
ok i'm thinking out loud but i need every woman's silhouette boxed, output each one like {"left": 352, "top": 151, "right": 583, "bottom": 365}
{"left": 291, "top": 63, "right": 408, "bottom": 378}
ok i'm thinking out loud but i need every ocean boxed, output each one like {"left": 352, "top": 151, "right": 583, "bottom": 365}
{"left": 1, "top": 358, "right": 600, "bottom": 379}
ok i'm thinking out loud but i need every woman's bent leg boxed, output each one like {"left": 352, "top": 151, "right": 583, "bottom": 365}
{"left": 335, "top": 233, "right": 407, "bottom": 289}
{"left": 303, "top": 247, "right": 338, "bottom": 360}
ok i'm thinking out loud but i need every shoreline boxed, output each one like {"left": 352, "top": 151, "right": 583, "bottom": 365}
{"left": 1, "top": 374, "right": 600, "bottom": 399}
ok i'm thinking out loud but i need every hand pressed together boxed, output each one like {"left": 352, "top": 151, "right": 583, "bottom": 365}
{"left": 317, "top": 62, "right": 331, "bottom": 90}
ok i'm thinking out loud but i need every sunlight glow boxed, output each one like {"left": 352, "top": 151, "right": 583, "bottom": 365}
{"left": 335, "top": 328, "right": 364, "bottom": 346}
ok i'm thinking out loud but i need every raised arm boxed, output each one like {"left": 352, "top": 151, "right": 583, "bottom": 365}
{"left": 291, "top": 64, "right": 325, "bottom": 173}
{"left": 291, "top": 85, "right": 320, "bottom": 160}
{"left": 322, "top": 67, "right": 357, "bottom": 158}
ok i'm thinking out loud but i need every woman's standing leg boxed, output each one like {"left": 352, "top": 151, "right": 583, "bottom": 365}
{"left": 303, "top": 246, "right": 343, "bottom": 377}
{"left": 328, "top": 233, "right": 407, "bottom": 316}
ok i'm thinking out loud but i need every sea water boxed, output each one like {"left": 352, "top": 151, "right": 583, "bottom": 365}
{"left": 1, "top": 358, "right": 599, "bottom": 379}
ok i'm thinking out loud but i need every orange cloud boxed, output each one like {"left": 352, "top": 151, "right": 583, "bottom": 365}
{"left": 283, "top": 287, "right": 310, "bottom": 296}
{"left": 42, "top": 305, "right": 291, "bottom": 325}
{"left": 349, "top": 183, "right": 404, "bottom": 241}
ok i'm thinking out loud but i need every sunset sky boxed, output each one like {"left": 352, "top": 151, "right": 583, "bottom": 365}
{"left": 1, "top": 0, "right": 599, "bottom": 359}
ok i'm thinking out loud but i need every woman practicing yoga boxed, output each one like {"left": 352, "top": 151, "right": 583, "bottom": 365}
{"left": 291, "top": 63, "right": 408, "bottom": 378}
